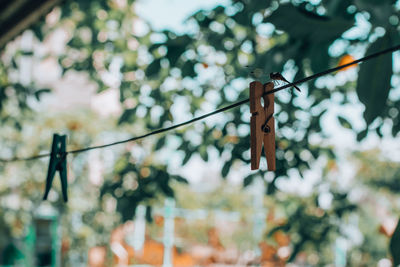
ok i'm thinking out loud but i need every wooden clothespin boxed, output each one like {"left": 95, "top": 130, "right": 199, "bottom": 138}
{"left": 250, "top": 81, "right": 276, "bottom": 171}
{"left": 43, "top": 134, "right": 68, "bottom": 202}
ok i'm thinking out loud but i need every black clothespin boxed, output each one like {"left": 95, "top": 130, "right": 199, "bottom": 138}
{"left": 43, "top": 134, "right": 68, "bottom": 202}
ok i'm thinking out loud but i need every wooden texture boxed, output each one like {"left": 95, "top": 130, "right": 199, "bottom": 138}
{"left": 250, "top": 81, "right": 276, "bottom": 171}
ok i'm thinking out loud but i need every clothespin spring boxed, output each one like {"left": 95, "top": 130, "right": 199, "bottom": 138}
{"left": 261, "top": 113, "right": 274, "bottom": 133}
{"left": 55, "top": 151, "right": 67, "bottom": 160}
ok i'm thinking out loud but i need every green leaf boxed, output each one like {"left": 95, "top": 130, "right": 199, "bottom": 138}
{"left": 165, "top": 35, "right": 191, "bottom": 65}
{"left": 265, "top": 4, "right": 353, "bottom": 43}
{"left": 181, "top": 60, "right": 196, "bottom": 78}
{"left": 375, "top": 126, "right": 383, "bottom": 137}
{"left": 117, "top": 197, "right": 137, "bottom": 221}
{"left": 182, "top": 153, "right": 191, "bottom": 165}
{"left": 160, "top": 183, "right": 174, "bottom": 197}
{"left": 390, "top": 218, "right": 400, "bottom": 266}
{"left": 155, "top": 136, "right": 166, "bottom": 150}
{"left": 309, "top": 42, "right": 330, "bottom": 73}
{"left": 356, "top": 33, "right": 393, "bottom": 125}
{"left": 149, "top": 43, "right": 163, "bottom": 52}
{"left": 118, "top": 108, "right": 136, "bottom": 124}
{"left": 221, "top": 160, "right": 232, "bottom": 178}
{"left": 392, "top": 111, "right": 400, "bottom": 136}
{"left": 357, "top": 129, "right": 368, "bottom": 141}
{"left": 233, "top": 10, "right": 250, "bottom": 25}
{"left": 199, "top": 146, "right": 208, "bottom": 161}
{"left": 34, "top": 88, "right": 51, "bottom": 101}
{"left": 145, "top": 59, "right": 161, "bottom": 77}
{"left": 243, "top": 175, "right": 254, "bottom": 187}
{"left": 21, "top": 51, "right": 33, "bottom": 56}
{"left": 354, "top": 0, "right": 393, "bottom": 27}
{"left": 145, "top": 206, "right": 153, "bottom": 223}
{"left": 173, "top": 175, "right": 189, "bottom": 184}
{"left": 337, "top": 116, "right": 352, "bottom": 129}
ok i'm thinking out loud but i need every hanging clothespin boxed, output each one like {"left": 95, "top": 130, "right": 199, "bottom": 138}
{"left": 43, "top": 134, "right": 68, "bottom": 202}
{"left": 250, "top": 81, "right": 276, "bottom": 171}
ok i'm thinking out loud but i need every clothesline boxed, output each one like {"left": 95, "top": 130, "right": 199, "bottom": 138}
{"left": 1, "top": 43, "right": 399, "bottom": 163}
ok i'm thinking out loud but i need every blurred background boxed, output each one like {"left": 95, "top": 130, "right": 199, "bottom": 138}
{"left": 0, "top": 0, "right": 400, "bottom": 266}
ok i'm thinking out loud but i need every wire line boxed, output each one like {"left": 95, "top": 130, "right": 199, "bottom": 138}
{"left": 1, "top": 43, "right": 399, "bottom": 163}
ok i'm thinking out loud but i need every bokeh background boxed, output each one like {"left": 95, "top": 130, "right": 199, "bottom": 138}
{"left": 0, "top": 0, "right": 400, "bottom": 266}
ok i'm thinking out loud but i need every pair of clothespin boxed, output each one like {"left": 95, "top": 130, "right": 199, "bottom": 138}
{"left": 250, "top": 81, "right": 276, "bottom": 171}
{"left": 43, "top": 134, "right": 68, "bottom": 202}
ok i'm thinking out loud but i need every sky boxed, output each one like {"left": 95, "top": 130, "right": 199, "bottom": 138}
{"left": 135, "top": 0, "right": 230, "bottom": 33}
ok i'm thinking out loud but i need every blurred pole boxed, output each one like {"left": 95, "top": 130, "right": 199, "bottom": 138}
{"left": 335, "top": 237, "right": 347, "bottom": 267}
{"left": 252, "top": 177, "right": 265, "bottom": 255}
{"left": 132, "top": 205, "right": 146, "bottom": 253}
{"left": 162, "top": 198, "right": 175, "bottom": 267}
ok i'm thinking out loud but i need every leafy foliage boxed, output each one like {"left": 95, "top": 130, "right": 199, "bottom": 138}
{"left": 0, "top": 0, "right": 400, "bottom": 264}
{"left": 101, "top": 153, "right": 188, "bottom": 221}
{"left": 266, "top": 191, "right": 357, "bottom": 262}
{"left": 354, "top": 150, "right": 400, "bottom": 264}
{"left": 356, "top": 32, "right": 394, "bottom": 125}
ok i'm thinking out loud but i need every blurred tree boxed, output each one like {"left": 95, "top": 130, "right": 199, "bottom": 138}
{"left": 353, "top": 150, "right": 400, "bottom": 266}
{"left": 0, "top": 111, "right": 122, "bottom": 265}
{"left": 0, "top": 0, "right": 400, "bottom": 264}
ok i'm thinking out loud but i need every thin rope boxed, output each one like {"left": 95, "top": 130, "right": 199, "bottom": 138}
{"left": 1, "top": 43, "right": 399, "bottom": 163}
